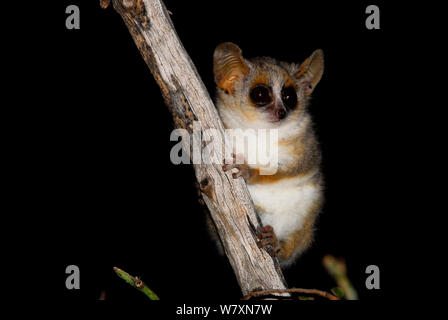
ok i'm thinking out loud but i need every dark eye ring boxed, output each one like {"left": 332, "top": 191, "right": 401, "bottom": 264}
{"left": 250, "top": 84, "right": 272, "bottom": 106}
{"left": 281, "top": 86, "right": 298, "bottom": 109}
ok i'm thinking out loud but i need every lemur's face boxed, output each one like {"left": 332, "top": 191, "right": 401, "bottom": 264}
{"left": 245, "top": 59, "right": 301, "bottom": 123}
{"left": 213, "top": 42, "right": 324, "bottom": 128}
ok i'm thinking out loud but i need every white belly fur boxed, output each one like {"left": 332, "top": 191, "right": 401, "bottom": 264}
{"left": 247, "top": 173, "right": 320, "bottom": 241}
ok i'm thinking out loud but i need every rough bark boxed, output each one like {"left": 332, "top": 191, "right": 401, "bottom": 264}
{"left": 108, "top": 0, "right": 287, "bottom": 296}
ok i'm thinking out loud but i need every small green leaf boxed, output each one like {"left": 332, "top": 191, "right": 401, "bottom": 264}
{"left": 331, "top": 287, "right": 344, "bottom": 299}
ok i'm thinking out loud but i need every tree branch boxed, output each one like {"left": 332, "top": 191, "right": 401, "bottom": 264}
{"left": 242, "top": 288, "right": 339, "bottom": 301}
{"left": 113, "top": 267, "right": 160, "bottom": 300}
{"left": 106, "top": 0, "right": 287, "bottom": 296}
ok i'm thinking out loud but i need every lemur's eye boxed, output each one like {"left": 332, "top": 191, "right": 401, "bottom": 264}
{"left": 281, "top": 86, "right": 298, "bottom": 109}
{"left": 250, "top": 84, "right": 272, "bottom": 106}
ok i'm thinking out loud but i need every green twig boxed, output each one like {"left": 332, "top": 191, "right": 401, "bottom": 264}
{"left": 113, "top": 267, "right": 160, "bottom": 300}
{"left": 322, "top": 255, "right": 358, "bottom": 300}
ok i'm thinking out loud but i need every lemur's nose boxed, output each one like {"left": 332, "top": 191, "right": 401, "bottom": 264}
{"left": 277, "top": 108, "right": 286, "bottom": 120}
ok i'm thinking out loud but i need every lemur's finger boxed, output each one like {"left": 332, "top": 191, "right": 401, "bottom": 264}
{"left": 232, "top": 171, "right": 243, "bottom": 179}
{"left": 222, "top": 163, "right": 237, "bottom": 171}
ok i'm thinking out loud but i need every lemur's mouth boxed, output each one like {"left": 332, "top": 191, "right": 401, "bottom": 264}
{"left": 267, "top": 118, "right": 285, "bottom": 125}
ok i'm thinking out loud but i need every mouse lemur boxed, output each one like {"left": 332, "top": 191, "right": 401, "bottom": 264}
{"left": 209, "top": 42, "right": 324, "bottom": 267}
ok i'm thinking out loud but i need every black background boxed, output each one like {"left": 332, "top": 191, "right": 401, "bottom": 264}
{"left": 19, "top": 0, "right": 409, "bottom": 304}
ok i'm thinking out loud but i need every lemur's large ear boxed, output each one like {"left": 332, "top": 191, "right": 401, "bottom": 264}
{"left": 213, "top": 42, "right": 249, "bottom": 94}
{"left": 295, "top": 49, "right": 324, "bottom": 95}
